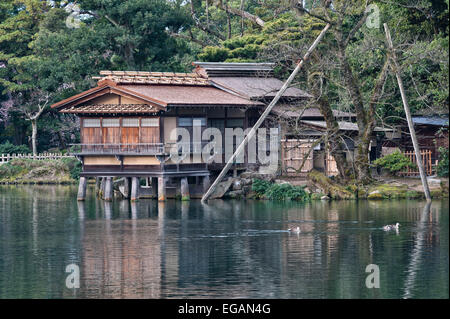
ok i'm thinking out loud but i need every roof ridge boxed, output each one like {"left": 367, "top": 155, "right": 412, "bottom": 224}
{"left": 94, "top": 71, "right": 209, "bottom": 86}
{"left": 98, "top": 70, "right": 201, "bottom": 77}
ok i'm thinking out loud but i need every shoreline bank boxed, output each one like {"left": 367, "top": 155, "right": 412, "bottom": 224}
{"left": 1, "top": 159, "right": 448, "bottom": 201}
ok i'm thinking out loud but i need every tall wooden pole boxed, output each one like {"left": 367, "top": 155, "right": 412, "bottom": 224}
{"left": 384, "top": 23, "right": 431, "bottom": 202}
{"left": 201, "top": 23, "right": 331, "bottom": 203}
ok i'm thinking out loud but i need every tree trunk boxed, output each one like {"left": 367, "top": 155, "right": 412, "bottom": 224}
{"left": 240, "top": 0, "right": 245, "bottom": 36}
{"left": 31, "top": 119, "right": 38, "bottom": 155}
{"left": 316, "top": 96, "right": 352, "bottom": 181}
{"left": 226, "top": 0, "right": 232, "bottom": 39}
{"left": 336, "top": 45, "right": 373, "bottom": 183}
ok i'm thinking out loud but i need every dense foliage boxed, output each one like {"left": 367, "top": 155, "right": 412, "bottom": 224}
{"left": 252, "top": 179, "right": 310, "bottom": 201}
{"left": 437, "top": 147, "right": 449, "bottom": 177}
{"left": 0, "top": 0, "right": 448, "bottom": 182}
{"left": 373, "top": 151, "right": 417, "bottom": 176}
{"left": 0, "top": 141, "right": 30, "bottom": 154}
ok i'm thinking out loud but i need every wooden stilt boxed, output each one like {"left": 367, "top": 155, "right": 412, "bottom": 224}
{"left": 131, "top": 177, "right": 139, "bottom": 201}
{"left": 104, "top": 177, "right": 113, "bottom": 201}
{"left": 181, "top": 177, "right": 190, "bottom": 201}
{"left": 158, "top": 176, "right": 166, "bottom": 202}
{"left": 77, "top": 176, "right": 87, "bottom": 201}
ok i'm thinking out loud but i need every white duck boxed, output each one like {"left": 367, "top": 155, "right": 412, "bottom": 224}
{"left": 288, "top": 226, "right": 301, "bottom": 234}
{"left": 383, "top": 223, "right": 400, "bottom": 231}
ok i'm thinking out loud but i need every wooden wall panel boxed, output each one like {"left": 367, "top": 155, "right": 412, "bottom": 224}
{"left": 140, "top": 127, "right": 159, "bottom": 144}
{"left": 82, "top": 127, "right": 102, "bottom": 144}
{"left": 121, "top": 127, "right": 139, "bottom": 149}
{"left": 102, "top": 127, "right": 120, "bottom": 145}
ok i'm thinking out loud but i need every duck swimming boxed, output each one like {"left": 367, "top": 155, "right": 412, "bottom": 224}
{"left": 288, "top": 226, "right": 301, "bottom": 233}
{"left": 383, "top": 223, "right": 400, "bottom": 231}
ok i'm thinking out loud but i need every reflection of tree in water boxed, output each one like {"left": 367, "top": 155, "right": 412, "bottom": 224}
{"left": 74, "top": 198, "right": 447, "bottom": 298}
{"left": 403, "top": 202, "right": 431, "bottom": 299}
{"left": 79, "top": 200, "right": 162, "bottom": 298}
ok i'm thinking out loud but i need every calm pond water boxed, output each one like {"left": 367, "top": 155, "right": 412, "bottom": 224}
{"left": 0, "top": 185, "right": 448, "bottom": 299}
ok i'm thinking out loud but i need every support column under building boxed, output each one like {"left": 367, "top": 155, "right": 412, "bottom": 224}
{"left": 77, "top": 176, "right": 87, "bottom": 201}
{"left": 131, "top": 177, "right": 139, "bottom": 202}
{"left": 158, "top": 176, "right": 166, "bottom": 202}
{"left": 104, "top": 177, "right": 113, "bottom": 202}
{"left": 180, "top": 177, "right": 190, "bottom": 201}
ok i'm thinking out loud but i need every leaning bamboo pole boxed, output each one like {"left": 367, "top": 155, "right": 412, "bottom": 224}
{"left": 384, "top": 23, "right": 431, "bottom": 202}
{"left": 201, "top": 23, "right": 331, "bottom": 203}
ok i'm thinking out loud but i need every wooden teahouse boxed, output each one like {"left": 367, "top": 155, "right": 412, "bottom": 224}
{"left": 52, "top": 62, "right": 313, "bottom": 200}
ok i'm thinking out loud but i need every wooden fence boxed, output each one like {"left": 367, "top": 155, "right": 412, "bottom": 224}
{"left": 401, "top": 150, "right": 433, "bottom": 176}
{"left": 0, "top": 153, "right": 74, "bottom": 165}
{"left": 280, "top": 139, "right": 339, "bottom": 176}
{"left": 281, "top": 139, "right": 314, "bottom": 174}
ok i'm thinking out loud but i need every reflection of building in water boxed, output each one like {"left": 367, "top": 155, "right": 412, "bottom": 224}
{"left": 76, "top": 199, "right": 445, "bottom": 298}
{"left": 79, "top": 200, "right": 167, "bottom": 298}
{"left": 175, "top": 200, "right": 288, "bottom": 298}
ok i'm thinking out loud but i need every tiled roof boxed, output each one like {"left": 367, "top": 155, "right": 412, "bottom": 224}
{"left": 301, "top": 120, "right": 390, "bottom": 132}
{"left": 60, "top": 104, "right": 158, "bottom": 114}
{"left": 93, "top": 71, "right": 209, "bottom": 86}
{"left": 210, "top": 77, "right": 312, "bottom": 99}
{"left": 272, "top": 105, "right": 355, "bottom": 118}
{"left": 412, "top": 116, "right": 449, "bottom": 127}
{"left": 118, "top": 85, "right": 263, "bottom": 106}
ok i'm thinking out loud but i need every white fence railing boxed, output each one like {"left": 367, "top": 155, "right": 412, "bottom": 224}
{"left": 0, "top": 153, "right": 74, "bottom": 165}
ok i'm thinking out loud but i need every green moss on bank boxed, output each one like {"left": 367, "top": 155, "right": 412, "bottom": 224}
{"left": 367, "top": 184, "right": 409, "bottom": 199}
{"left": 252, "top": 179, "right": 310, "bottom": 201}
{"left": 365, "top": 183, "right": 447, "bottom": 200}
{"left": 307, "top": 170, "right": 355, "bottom": 200}
{"left": 0, "top": 158, "right": 80, "bottom": 184}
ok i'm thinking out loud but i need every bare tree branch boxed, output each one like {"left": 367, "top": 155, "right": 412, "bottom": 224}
{"left": 190, "top": 1, "right": 226, "bottom": 41}
{"left": 213, "top": 0, "right": 266, "bottom": 27}
{"left": 167, "top": 30, "right": 209, "bottom": 47}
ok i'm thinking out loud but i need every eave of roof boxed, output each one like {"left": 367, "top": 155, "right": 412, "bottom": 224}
{"left": 60, "top": 104, "right": 159, "bottom": 114}
{"left": 300, "top": 120, "right": 390, "bottom": 132}
{"left": 412, "top": 116, "right": 449, "bottom": 127}
{"left": 51, "top": 81, "right": 167, "bottom": 110}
